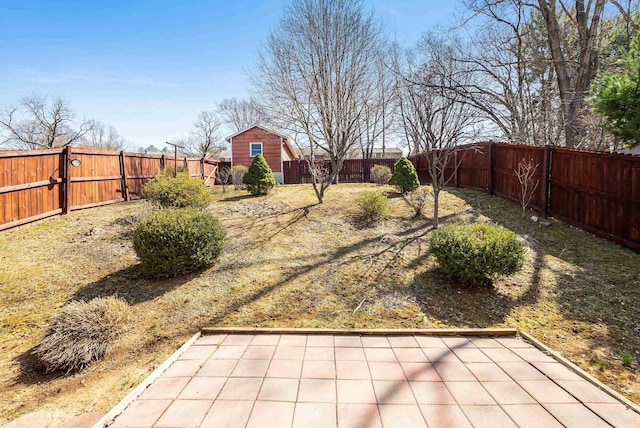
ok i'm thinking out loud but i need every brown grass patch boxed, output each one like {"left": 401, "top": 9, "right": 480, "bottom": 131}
{"left": 0, "top": 183, "right": 638, "bottom": 425}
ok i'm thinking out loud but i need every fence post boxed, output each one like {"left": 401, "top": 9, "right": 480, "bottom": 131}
{"left": 298, "top": 159, "right": 303, "bottom": 184}
{"left": 542, "top": 145, "right": 552, "bottom": 218}
{"left": 120, "top": 151, "right": 129, "bottom": 201}
{"left": 63, "top": 145, "right": 72, "bottom": 214}
{"left": 487, "top": 142, "right": 494, "bottom": 195}
{"left": 160, "top": 154, "right": 165, "bottom": 170}
{"left": 454, "top": 150, "right": 459, "bottom": 187}
{"left": 200, "top": 158, "right": 205, "bottom": 180}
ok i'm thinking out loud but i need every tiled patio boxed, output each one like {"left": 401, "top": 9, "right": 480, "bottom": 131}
{"left": 106, "top": 333, "right": 640, "bottom": 428}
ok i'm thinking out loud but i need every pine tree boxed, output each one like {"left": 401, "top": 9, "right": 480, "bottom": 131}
{"left": 389, "top": 157, "right": 420, "bottom": 193}
{"left": 242, "top": 154, "right": 276, "bottom": 195}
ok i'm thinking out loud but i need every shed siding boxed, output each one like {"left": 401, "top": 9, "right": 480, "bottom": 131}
{"left": 231, "top": 127, "right": 284, "bottom": 172}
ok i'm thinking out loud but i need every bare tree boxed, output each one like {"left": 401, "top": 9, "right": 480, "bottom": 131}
{"left": 253, "top": 0, "right": 384, "bottom": 203}
{"left": 0, "top": 95, "right": 93, "bottom": 149}
{"left": 217, "top": 98, "right": 268, "bottom": 132}
{"left": 515, "top": 157, "right": 540, "bottom": 217}
{"left": 185, "top": 110, "right": 224, "bottom": 158}
{"left": 80, "top": 120, "right": 128, "bottom": 151}
{"left": 216, "top": 165, "right": 232, "bottom": 192}
{"left": 395, "top": 35, "right": 482, "bottom": 228}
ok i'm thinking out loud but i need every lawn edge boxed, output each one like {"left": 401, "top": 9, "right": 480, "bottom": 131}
{"left": 92, "top": 331, "right": 201, "bottom": 428}
{"left": 520, "top": 330, "right": 640, "bottom": 414}
{"left": 200, "top": 327, "right": 519, "bottom": 336}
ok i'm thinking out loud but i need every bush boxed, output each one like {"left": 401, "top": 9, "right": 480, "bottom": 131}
{"left": 133, "top": 208, "right": 226, "bottom": 278}
{"left": 243, "top": 154, "right": 276, "bottom": 195}
{"left": 389, "top": 157, "right": 419, "bottom": 193}
{"left": 404, "top": 186, "right": 433, "bottom": 217}
{"left": 353, "top": 190, "right": 390, "bottom": 226}
{"left": 143, "top": 169, "right": 213, "bottom": 208}
{"left": 231, "top": 165, "right": 248, "bottom": 190}
{"left": 429, "top": 223, "right": 525, "bottom": 285}
{"left": 34, "top": 297, "right": 130, "bottom": 373}
{"left": 370, "top": 165, "right": 392, "bottom": 185}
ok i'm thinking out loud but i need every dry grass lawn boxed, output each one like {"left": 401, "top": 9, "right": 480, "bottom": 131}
{"left": 0, "top": 183, "right": 638, "bottom": 425}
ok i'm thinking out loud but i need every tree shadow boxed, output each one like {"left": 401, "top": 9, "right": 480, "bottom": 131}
{"left": 218, "top": 193, "right": 258, "bottom": 202}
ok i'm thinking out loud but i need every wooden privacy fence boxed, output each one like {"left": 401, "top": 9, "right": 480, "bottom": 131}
{"left": 283, "top": 158, "right": 398, "bottom": 184}
{"left": 410, "top": 142, "right": 640, "bottom": 252}
{"left": 0, "top": 147, "right": 220, "bottom": 231}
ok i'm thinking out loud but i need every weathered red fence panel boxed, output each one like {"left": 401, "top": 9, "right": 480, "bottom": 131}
{"left": 492, "top": 144, "right": 546, "bottom": 212}
{"left": 283, "top": 158, "right": 398, "bottom": 184}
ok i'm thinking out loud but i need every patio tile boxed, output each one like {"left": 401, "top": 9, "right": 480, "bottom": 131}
{"left": 231, "top": 359, "right": 270, "bottom": 377}
{"left": 337, "top": 403, "right": 382, "bottom": 428}
{"left": 218, "top": 377, "right": 263, "bottom": 401}
{"left": 501, "top": 404, "right": 564, "bottom": 428}
{"left": 556, "top": 380, "right": 619, "bottom": 403}
{"left": 410, "top": 381, "right": 456, "bottom": 404}
{"left": 304, "top": 346, "right": 335, "bottom": 360}
{"left": 369, "top": 362, "right": 406, "bottom": 380}
{"left": 335, "top": 347, "right": 366, "bottom": 361}
{"left": 387, "top": 336, "right": 418, "bottom": 347}
{"left": 200, "top": 400, "right": 253, "bottom": 428}
{"left": 373, "top": 380, "right": 416, "bottom": 404}
{"left": 468, "top": 338, "right": 503, "bottom": 348}
{"left": 378, "top": 404, "right": 428, "bottom": 427}
{"left": 442, "top": 337, "right": 473, "bottom": 348}
{"left": 212, "top": 345, "right": 247, "bottom": 359}
{"left": 155, "top": 399, "right": 212, "bottom": 428}
{"left": 364, "top": 348, "right": 397, "bottom": 362}
{"left": 518, "top": 380, "right": 579, "bottom": 403}
{"left": 510, "top": 347, "right": 557, "bottom": 362}
{"left": 197, "top": 359, "right": 239, "bottom": 377}
{"left": 111, "top": 399, "right": 171, "bottom": 427}
{"left": 481, "top": 347, "right": 523, "bottom": 363}
{"left": 335, "top": 360, "right": 371, "bottom": 380}
{"left": 413, "top": 336, "right": 447, "bottom": 348}
{"left": 306, "top": 335, "right": 334, "bottom": 347}
{"left": 195, "top": 334, "right": 227, "bottom": 346}
{"left": 222, "top": 335, "right": 254, "bottom": 346}
{"left": 465, "top": 363, "right": 511, "bottom": 381}
{"left": 258, "top": 378, "right": 299, "bottom": 402}
{"left": 179, "top": 345, "right": 218, "bottom": 360}
{"left": 273, "top": 345, "right": 305, "bottom": 360}
{"left": 419, "top": 404, "right": 472, "bottom": 428}
{"left": 337, "top": 380, "right": 377, "bottom": 403}
{"left": 496, "top": 361, "right": 547, "bottom": 380}
{"left": 452, "top": 348, "right": 493, "bottom": 363}
{"left": 242, "top": 345, "right": 276, "bottom": 360}
{"left": 250, "top": 334, "right": 280, "bottom": 346}
{"left": 292, "top": 402, "right": 337, "bottom": 428}
{"left": 543, "top": 403, "right": 610, "bottom": 427}
{"left": 401, "top": 362, "right": 441, "bottom": 381}
{"left": 298, "top": 379, "right": 337, "bottom": 402}
{"left": 139, "top": 376, "right": 190, "bottom": 400}
{"left": 178, "top": 377, "right": 226, "bottom": 400}
{"left": 393, "top": 347, "right": 428, "bottom": 363}
{"left": 445, "top": 382, "right": 496, "bottom": 405}
{"left": 460, "top": 405, "right": 517, "bottom": 428}
{"left": 278, "top": 334, "right": 307, "bottom": 346}
{"left": 482, "top": 381, "right": 536, "bottom": 404}
{"left": 422, "top": 348, "right": 460, "bottom": 362}
{"left": 496, "top": 337, "right": 534, "bottom": 348}
{"left": 163, "top": 359, "right": 205, "bottom": 377}
{"left": 532, "top": 362, "right": 584, "bottom": 381}
{"left": 334, "top": 336, "right": 362, "bottom": 347}
{"left": 432, "top": 362, "right": 476, "bottom": 381}
{"left": 266, "top": 359, "right": 303, "bottom": 378}
{"left": 246, "top": 401, "right": 295, "bottom": 428}
{"left": 301, "top": 360, "right": 336, "bottom": 379}
{"left": 361, "top": 336, "right": 390, "bottom": 348}
{"left": 585, "top": 403, "right": 640, "bottom": 427}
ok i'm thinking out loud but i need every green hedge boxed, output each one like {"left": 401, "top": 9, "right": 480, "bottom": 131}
{"left": 133, "top": 208, "right": 225, "bottom": 278}
{"left": 143, "top": 170, "right": 213, "bottom": 208}
{"left": 389, "top": 157, "right": 419, "bottom": 193}
{"left": 429, "top": 223, "right": 525, "bottom": 285}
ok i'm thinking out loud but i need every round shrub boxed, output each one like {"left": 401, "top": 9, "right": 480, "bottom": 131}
{"left": 243, "top": 154, "right": 276, "bottom": 195}
{"left": 389, "top": 157, "right": 419, "bottom": 193}
{"left": 370, "top": 164, "right": 392, "bottom": 185}
{"left": 429, "top": 223, "right": 525, "bottom": 285}
{"left": 34, "top": 297, "right": 130, "bottom": 373}
{"left": 353, "top": 190, "right": 390, "bottom": 226}
{"left": 143, "top": 170, "right": 213, "bottom": 208}
{"left": 133, "top": 208, "right": 226, "bottom": 278}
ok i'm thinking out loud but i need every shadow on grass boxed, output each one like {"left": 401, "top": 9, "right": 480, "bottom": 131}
{"left": 12, "top": 346, "right": 67, "bottom": 386}
{"left": 218, "top": 193, "right": 257, "bottom": 202}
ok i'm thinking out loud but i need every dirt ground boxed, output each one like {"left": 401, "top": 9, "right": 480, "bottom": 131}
{"left": 0, "top": 183, "right": 638, "bottom": 426}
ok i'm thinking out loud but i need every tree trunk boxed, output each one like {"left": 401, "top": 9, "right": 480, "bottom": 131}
{"left": 433, "top": 189, "right": 440, "bottom": 229}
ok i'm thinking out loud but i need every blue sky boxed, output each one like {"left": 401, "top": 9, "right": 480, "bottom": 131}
{"left": 0, "top": 1, "right": 458, "bottom": 149}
